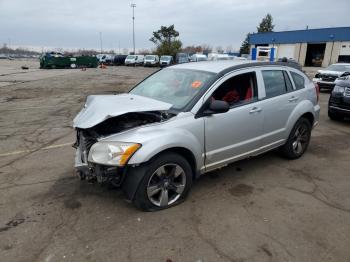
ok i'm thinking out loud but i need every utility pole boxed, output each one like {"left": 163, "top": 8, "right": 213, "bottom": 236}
{"left": 7, "top": 38, "right": 11, "bottom": 58}
{"left": 131, "top": 3, "right": 136, "bottom": 54}
{"left": 99, "top": 32, "right": 103, "bottom": 54}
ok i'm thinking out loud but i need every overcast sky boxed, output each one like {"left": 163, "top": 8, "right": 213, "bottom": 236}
{"left": 1, "top": 0, "right": 349, "bottom": 52}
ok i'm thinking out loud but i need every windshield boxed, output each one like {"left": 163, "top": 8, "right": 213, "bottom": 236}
{"left": 145, "top": 55, "right": 155, "bottom": 60}
{"left": 326, "top": 64, "right": 350, "bottom": 72}
{"left": 126, "top": 55, "right": 135, "bottom": 60}
{"left": 130, "top": 69, "right": 215, "bottom": 109}
{"left": 160, "top": 56, "right": 171, "bottom": 61}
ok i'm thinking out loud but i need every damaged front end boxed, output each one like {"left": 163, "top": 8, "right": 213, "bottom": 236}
{"left": 73, "top": 110, "right": 174, "bottom": 186}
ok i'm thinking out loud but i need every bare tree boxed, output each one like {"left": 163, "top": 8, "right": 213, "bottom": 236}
{"left": 201, "top": 44, "right": 212, "bottom": 54}
{"left": 215, "top": 46, "right": 224, "bottom": 54}
{"left": 225, "top": 45, "right": 233, "bottom": 53}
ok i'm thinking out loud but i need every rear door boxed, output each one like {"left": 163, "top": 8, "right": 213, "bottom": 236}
{"left": 257, "top": 67, "right": 299, "bottom": 147}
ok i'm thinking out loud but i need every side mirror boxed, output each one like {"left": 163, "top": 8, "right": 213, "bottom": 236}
{"left": 203, "top": 100, "right": 230, "bottom": 115}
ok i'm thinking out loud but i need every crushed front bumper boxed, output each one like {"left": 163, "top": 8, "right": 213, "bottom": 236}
{"left": 329, "top": 98, "right": 350, "bottom": 116}
{"left": 74, "top": 147, "right": 125, "bottom": 186}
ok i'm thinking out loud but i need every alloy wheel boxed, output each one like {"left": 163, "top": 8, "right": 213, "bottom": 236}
{"left": 292, "top": 123, "right": 309, "bottom": 155}
{"left": 147, "top": 164, "right": 186, "bottom": 207}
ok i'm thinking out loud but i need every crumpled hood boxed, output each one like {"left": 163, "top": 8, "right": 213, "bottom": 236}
{"left": 317, "top": 70, "right": 344, "bottom": 76}
{"left": 73, "top": 94, "right": 172, "bottom": 129}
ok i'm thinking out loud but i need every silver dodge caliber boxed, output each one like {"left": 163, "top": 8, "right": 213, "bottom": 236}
{"left": 73, "top": 60, "right": 320, "bottom": 211}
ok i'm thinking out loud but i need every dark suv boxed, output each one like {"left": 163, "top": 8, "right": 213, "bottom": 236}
{"left": 328, "top": 76, "right": 350, "bottom": 120}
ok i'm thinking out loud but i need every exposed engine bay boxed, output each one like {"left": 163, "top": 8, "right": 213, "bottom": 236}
{"left": 73, "top": 111, "right": 175, "bottom": 186}
{"left": 78, "top": 111, "right": 173, "bottom": 138}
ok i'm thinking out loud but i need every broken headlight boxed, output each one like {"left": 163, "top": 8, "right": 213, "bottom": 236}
{"left": 88, "top": 142, "right": 141, "bottom": 166}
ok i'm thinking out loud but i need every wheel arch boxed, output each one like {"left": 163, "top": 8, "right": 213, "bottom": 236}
{"left": 147, "top": 147, "right": 199, "bottom": 180}
{"left": 285, "top": 100, "right": 315, "bottom": 135}
{"left": 122, "top": 146, "right": 198, "bottom": 202}
{"left": 300, "top": 112, "right": 314, "bottom": 126}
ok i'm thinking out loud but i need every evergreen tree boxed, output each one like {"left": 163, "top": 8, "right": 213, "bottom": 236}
{"left": 150, "top": 25, "right": 182, "bottom": 57}
{"left": 239, "top": 14, "right": 275, "bottom": 55}
{"left": 257, "top": 13, "right": 274, "bottom": 33}
{"left": 239, "top": 33, "right": 251, "bottom": 55}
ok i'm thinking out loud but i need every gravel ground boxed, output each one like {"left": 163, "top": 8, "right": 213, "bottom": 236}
{"left": 0, "top": 59, "right": 349, "bottom": 262}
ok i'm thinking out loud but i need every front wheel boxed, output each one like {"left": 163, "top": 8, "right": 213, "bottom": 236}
{"left": 280, "top": 118, "right": 312, "bottom": 159}
{"left": 133, "top": 152, "right": 192, "bottom": 211}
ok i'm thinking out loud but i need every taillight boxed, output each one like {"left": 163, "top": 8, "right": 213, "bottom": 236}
{"left": 314, "top": 83, "right": 320, "bottom": 103}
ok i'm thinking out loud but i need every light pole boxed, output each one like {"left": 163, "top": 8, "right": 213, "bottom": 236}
{"left": 99, "top": 32, "right": 103, "bottom": 54}
{"left": 131, "top": 3, "right": 136, "bottom": 54}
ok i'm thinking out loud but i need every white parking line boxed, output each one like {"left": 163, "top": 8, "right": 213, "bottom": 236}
{"left": 0, "top": 105, "right": 61, "bottom": 111}
{"left": 0, "top": 142, "right": 73, "bottom": 157}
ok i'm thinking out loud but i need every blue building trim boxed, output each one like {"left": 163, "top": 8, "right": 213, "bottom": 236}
{"left": 249, "top": 27, "right": 350, "bottom": 45}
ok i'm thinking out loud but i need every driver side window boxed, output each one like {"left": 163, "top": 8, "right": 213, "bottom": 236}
{"left": 212, "top": 72, "right": 258, "bottom": 107}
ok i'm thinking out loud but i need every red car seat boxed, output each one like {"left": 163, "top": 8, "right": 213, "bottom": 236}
{"left": 244, "top": 86, "right": 253, "bottom": 100}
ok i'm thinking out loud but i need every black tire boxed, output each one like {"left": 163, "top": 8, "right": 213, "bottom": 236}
{"left": 280, "top": 117, "right": 312, "bottom": 159}
{"left": 328, "top": 110, "right": 343, "bottom": 121}
{"left": 133, "top": 152, "right": 193, "bottom": 211}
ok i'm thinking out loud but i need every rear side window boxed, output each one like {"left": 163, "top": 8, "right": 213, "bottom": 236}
{"left": 262, "top": 70, "right": 288, "bottom": 98}
{"left": 291, "top": 72, "right": 305, "bottom": 90}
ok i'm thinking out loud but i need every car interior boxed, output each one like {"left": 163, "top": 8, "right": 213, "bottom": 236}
{"left": 212, "top": 72, "right": 257, "bottom": 106}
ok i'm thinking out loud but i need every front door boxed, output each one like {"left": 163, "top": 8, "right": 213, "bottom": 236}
{"left": 202, "top": 70, "right": 265, "bottom": 171}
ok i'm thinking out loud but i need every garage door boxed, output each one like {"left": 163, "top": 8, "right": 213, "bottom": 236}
{"left": 277, "top": 45, "right": 295, "bottom": 60}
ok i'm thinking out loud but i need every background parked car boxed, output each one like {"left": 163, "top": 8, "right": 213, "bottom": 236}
{"left": 190, "top": 54, "right": 208, "bottom": 62}
{"left": 113, "top": 55, "right": 128, "bottom": 66}
{"left": 159, "top": 55, "right": 174, "bottom": 67}
{"left": 176, "top": 53, "right": 189, "bottom": 64}
{"left": 96, "top": 54, "right": 114, "bottom": 65}
{"left": 328, "top": 75, "right": 350, "bottom": 120}
{"left": 313, "top": 63, "right": 350, "bottom": 91}
{"left": 278, "top": 57, "right": 302, "bottom": 71}
{"left": 125, "top": 55, "right": 145, "bottom": 66}
{"left": 208, "top": 53, "right": 234, "bottom": 61}
{"left": 312, "top": 55, "right": 323, "bottom": 67}
{"left": 143, "top": 55, "right": 159, "bottom": 67}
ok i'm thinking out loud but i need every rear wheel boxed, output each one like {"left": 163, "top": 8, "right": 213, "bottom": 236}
{"left": 133, "top": 152, "right": 192, "bottom": 211}
{"left": 280, "top": 118, "right": 312, "bottom": 159}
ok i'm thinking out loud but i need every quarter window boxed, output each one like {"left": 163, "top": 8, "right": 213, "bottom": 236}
{"left": 262, "top": 70, "right": 288, "bottom": 98}
{"left": 291, "top": 72, "right": 305, "bottom": 90}
{"left": 283, "top": 71, "right": 294, "bottom": 92}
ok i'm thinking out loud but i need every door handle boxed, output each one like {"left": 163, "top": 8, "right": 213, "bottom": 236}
{"left": 249, "top": 107, "right": 262, "bottom": 114}
{"left": 288, "top": 96, "right": 299, "bottom": 102}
